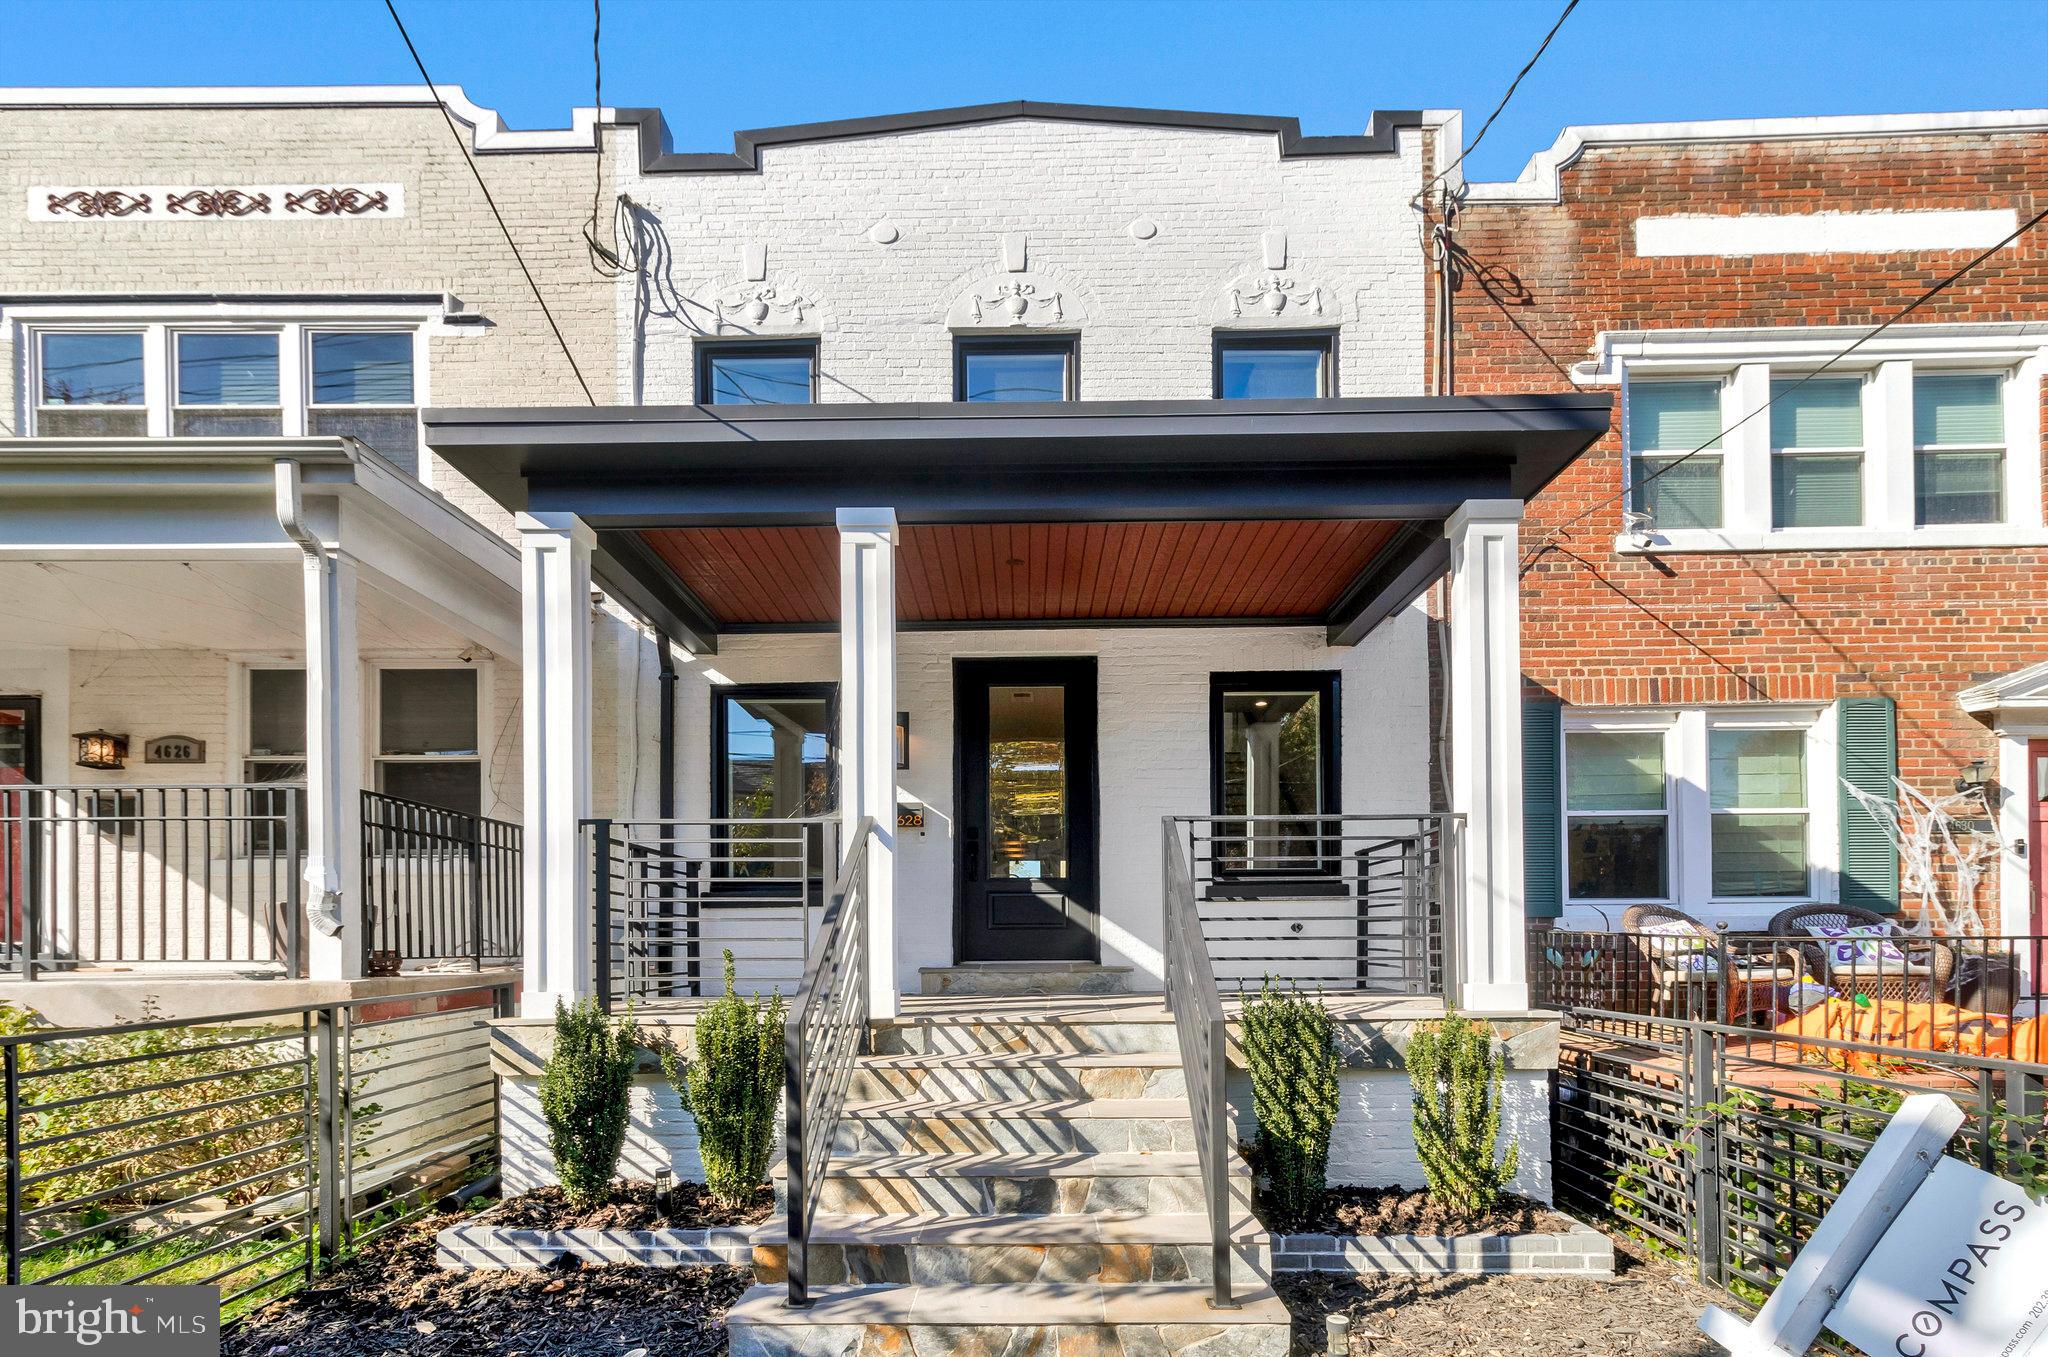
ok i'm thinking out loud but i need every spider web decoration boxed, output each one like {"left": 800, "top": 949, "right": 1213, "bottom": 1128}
{"left": 1841, "top": 776, "right": 2005, "bottom": 936}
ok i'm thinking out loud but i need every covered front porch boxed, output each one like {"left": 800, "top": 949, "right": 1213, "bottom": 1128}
{"left": 0, "top": 437, "right": 525, "bottom": 1016}
{"left": 426, "top": 395, "right": 1610, "bottom": 1019}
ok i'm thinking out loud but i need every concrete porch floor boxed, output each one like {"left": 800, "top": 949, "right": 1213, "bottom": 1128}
{"left": 0, "top": 965, "right": 520, "bottom": 1026}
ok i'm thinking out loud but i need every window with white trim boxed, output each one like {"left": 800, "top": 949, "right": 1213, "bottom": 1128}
{"left": 1914, "top": 372, "right": 2004, "bottom": 525}
{"left": 24, "top": 318, "right": 425, "bottom": 473}
{"left": 1628, "top": 380, "right": 1723, "bottom": 529}
{"left": 1561, "top": 706, "right": 1833, "bottom": 923}
{"left": 1771, "top": 376, "right": 1865, "bottom": 528}
{"left": 374, "top": 668, "right": 481, "bottom": 817}
{"left": 245, "top": 666, "right": 307, "bottom": 853}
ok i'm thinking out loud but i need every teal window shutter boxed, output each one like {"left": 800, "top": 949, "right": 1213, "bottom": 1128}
{"left": 1523, "top": 697, "right": 1564, "bottom": 919}
{"left": 1837, "top": 697, "right": 1900, "bottom": 914}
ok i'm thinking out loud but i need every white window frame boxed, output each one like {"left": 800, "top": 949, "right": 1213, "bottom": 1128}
{"left": 10, "top": 303, "right": 438, "bottom": 473}
{"left": 370, "top": 661, "right": 484, "bottom": 814}
{"left": 239, "top": 661, "right": 309, "bottom": 854}
{"left": 1768, "top": 370, "right": 1869, "bottom": 530}
{"left": 171, "top": 327, "right": 286, "bottom": 436}
{"left": 1595, "top": 324, "right": 2048, "bottom": 551}
{"left": 1560, "top": 705, "right": 1839, "bottom": 931}
{"left": 1563, "top": 711, "right": 1677, "bottom": 908}
{"left": 1625, "top": 375, "right": 1728, "bottom": 530}
{"left": 1911, "top": 369, "right": 2007, "bottom": 527}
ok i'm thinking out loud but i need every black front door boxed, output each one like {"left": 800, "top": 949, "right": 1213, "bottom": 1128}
{"left": 955, "top": 659, "right": 1098, "bottom": 962}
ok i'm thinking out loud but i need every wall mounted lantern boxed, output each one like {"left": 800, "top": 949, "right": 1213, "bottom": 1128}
{"left": 896, "top": 712, "right": 911, "bottom": 770}
{"left": 1955, "top": 760, "right": 1990, "bottom": 794}
{"left": 73, "top": 730, "right": 129, "bottom": 771}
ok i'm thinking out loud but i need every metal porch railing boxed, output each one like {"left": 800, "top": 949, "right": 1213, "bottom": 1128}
{"left": 359, "top": 791, "right": 521, "bottom": 972}
{"left": 1170, "top": 813, "right": 1456, "bottom": 995}
{"left": 782, "top": 816, "right": 873, "bottom": 1308}
{"left": 2, "top": 784, "right": 304, "bottom": 978}
{"left": 1162, "top": 818, "right": 1237, "bottom": 1311}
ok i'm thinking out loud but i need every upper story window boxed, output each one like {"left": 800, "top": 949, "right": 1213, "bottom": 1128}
{"left": 24, "top": 318, "right": 423, "bottom": 472}
{"left": 1770, "top": 377, "right": 1865, "bottom": 528}
{"left": 1914, "top": 373, "right": 2005, "bottom": 525}
{"left": 1627, "top": 380, "right": 1723, "bottom": 529}
{"left": 697, "top": 341, "right": 817, "bottom": 404}
{"left": 956, "top": 337, "right": 1075, "bottom": 402}
{"left": 1215, "top": 333, "right": 1334, "bottom": 399}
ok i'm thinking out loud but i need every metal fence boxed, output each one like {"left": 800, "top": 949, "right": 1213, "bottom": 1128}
{"left": 2, "top": 784, "right": 305, "bottom": 977}
{"left": 588, "top": 816, "right": 837, "bottom": 1008}
{"left": 1168, "top": 814, "right": 1453, "bottom": 995}
{"left": 1161, "top": 819, "right": 1236, "bottom": 1311}
{"left": 1, "top": 981, "right": 508, "bottom": 1318}
{"left": 360, "top": 791, "right": 521, "bottom": 972}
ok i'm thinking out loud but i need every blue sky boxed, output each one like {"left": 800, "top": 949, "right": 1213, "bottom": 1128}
{"left": 6, "top": 0, "right": 2046, "bottom": 183}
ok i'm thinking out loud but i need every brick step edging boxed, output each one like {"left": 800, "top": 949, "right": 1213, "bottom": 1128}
{"left": 435, "top": 1223, "right": 756, "bottom": 1271}
{"left": 1271, "top": 1217, "right": 1614, "bottom": 1278}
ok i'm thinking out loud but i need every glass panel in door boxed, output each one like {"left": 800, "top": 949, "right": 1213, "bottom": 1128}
{"left": 987, "top": 686, "right": 1069, "bottom": 881}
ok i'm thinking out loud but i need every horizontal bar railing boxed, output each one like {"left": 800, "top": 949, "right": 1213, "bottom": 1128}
{"left": 1170, "top": 813, "right": 1456, "bottom": 995}
{"left": 586, "top": 816, "right": 838, "bottom": 1009}
{"left": 2, "top": 784, "right": 303, "bottom": 978}
{"left": 1162, "top": 817, "right": 1236, "bottom": 1311}
{"left": 359, "top": 791, "right": 521, "bottom": 972}
{"left": 782, "top": 816, "right": 872, "bottom": 1309}
{"left": 1, "top": 980, "right": 512, "bottom": 1321}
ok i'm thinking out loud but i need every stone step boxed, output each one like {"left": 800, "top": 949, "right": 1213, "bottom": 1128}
{"left": 917, "top": 962, "right": 1136, "bottom": 997}
{"left": 872, "top": 1014, "right": 1179, "bottom": 1057}
{"left": 775, "top": 1150, "right": 1249, "bottom": 1216}
{"left": 835, "top": 1095, "right": 1196, "bottom": 1155}
{"left": 749, "top": 1212, "right": 1270, "bottom": 1287}
{"left": 849, "top": 1051, "right": 1187, "bottom": 1102}
{"left": 727, "top": 1280, "right": 1291, "bottom": 1357}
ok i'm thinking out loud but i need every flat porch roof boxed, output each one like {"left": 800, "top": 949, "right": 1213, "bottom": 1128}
{"left": 423, "top": 394, "right": 1611, "bottom": 653}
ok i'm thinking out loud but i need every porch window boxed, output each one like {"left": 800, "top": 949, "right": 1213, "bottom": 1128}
{"left": 1209, "top": 672, "right": 1339, "bottom": 868}
{"left": 1708, "top": 723, "right": 1810, "bottom": 898}
{"left": 1214, "top": 333, "right": 1334, "bottom": 399}
{"left": 36, "top": 332, "right": 147, "bottom": 436}
{"left": 1627, "top": 380, "right": 1723, "bottom": 529}
{"left": 711, "top": 684, "right": 835, "bottom": 881}
{"left": 1564, "top": 728, "right": 1670, "bottom": 901}
{"left": 1914, "top": 373, "right": 2005, "bottom": 525}
{"left": 245, "top": 667, "right": 308, "bottom": 852}
{"left": 1771, "top": 377, "right": 1865, "bottom": 528}
{"left": 697, "top": 342, "right": 818, "bottom": 405}
{"left": 374, "top": 668, "right": 481, "bottom": 817}
{"left": 308, "top": 332, "right": 419, "bottom": 467}
{"left": 955, "top": 337, "right": 1075, "bottom": 402}
{"left": 175, "top": 331, "right": 282, "bottom": 436}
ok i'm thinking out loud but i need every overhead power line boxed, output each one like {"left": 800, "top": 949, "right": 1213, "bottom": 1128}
{"left": 1423, "top": 0, "right": 1579, "bottom": 199}
{"left": 382, "top": 0, "right": 598, "bottom": 405}
{"left": 1525, "top": 199, "right": 2048, "bottom": 567}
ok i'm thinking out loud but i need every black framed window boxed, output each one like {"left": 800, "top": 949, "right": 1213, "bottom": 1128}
{"left": 955, "top": 336, "right": 1076, "bottom": 402}
{"left": 1208, "top": 671, "right": 1340, "bottom": 871}
{"left": 696, "top": 341, "right": 819, "bottom": 405}
{"left": 1214, "top": 332, "right": 1335, "bottom": 399}
{"left": 711, "top": 683, "right": 837, "bottom": 883}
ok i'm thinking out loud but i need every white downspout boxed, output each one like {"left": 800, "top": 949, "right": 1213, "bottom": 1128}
{"left": 274, "top": 459, "right": 347, "bottom": 944}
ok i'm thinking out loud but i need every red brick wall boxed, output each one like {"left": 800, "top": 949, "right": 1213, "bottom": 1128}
{"left": 1443, "top": 131, "right": 2048, "bottom": 920}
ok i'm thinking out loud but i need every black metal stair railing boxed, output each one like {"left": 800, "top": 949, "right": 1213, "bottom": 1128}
{"left": 781, "top": 815, "right": 873, "bottom": 1309}
{"left": 1162, "top": 817, "right": 1237, "bottom": 1312}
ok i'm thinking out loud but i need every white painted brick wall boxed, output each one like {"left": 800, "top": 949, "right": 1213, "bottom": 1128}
{"left": 501, "top": 1073, "right": 709, "bottom": 1196}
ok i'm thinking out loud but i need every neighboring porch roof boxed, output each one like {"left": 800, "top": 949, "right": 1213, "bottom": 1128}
{"left": 424, "top": 395, "right": 1612, "bottom": 653}
{"left": 1959, "top": 659, "right": 2048, "bottom": 723}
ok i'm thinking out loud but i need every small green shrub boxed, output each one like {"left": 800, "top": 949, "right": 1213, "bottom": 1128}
{"left": 1241, "top": 978, "right": 1340, "bottom": 1230}
{"left": 661, "top": 951, "right": 784, "bottom": 1209}
{"left": 1407, "top": 1010, "right": 1520, "bottom": 1215}
{"left": 538, "top": 996, "right": 640, "bottom": 1210}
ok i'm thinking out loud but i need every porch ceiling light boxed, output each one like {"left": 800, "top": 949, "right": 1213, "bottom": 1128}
{"left": 896, "top": 711, "right": 911, "bottom": 771}
{"left": 73, "top": 729, "right": 129, "bottom": 771}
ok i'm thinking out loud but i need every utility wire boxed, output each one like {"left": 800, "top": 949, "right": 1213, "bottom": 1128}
{"left": 582, "top": 0, "right": 629, "bottom": 275}
{"left": 1422, "top": 0, "right": 1579, "bottom": 199}
{"left": 1524, "top": 199, "right": 2048, "bottom": 568}
{"left": 382, "top": 0, "right": 597, "bottom": 405}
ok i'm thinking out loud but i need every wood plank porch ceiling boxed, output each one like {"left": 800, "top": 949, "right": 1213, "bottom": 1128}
{"left": 640, "top": 520, "right": 1401, "bottom": 626}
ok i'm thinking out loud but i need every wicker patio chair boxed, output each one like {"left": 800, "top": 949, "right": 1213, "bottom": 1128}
{"left": 1764, "top": 903, "right": 1956, "bottom": 1006}
{"left": 1620, "top": 904, "right": 1800, "bottom": 1024}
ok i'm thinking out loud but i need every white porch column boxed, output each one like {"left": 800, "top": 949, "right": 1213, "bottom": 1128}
{"left": 301, "top": 548, "right": 364, "bottom": 981}
{"left": 1446, "top": 499, "right": 1529, "bottom": 1012}
{"left": 519, "top": 512, "right": 595, "bottom": 1018}
{"left": 837, "top": 508, "right": 899, "bottom": 1020}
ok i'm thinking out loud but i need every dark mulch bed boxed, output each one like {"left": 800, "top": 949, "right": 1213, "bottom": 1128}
{"left": 480, "top": 1181, "right": 775, "bottom": 1232}
{"left": 225, "top": 1210, "right": 750, "bottom": 1357}
{"left": 1278, "top": 1251, "right": 1721, "bottom": 1357}
{"left": 1274, "top": 1185, "right": 1575, "bottom": 1236}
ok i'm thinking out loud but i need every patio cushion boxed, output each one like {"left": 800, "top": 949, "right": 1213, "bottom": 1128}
{"left": 1800, "top": 923, "right": 1930, "bottom": 976}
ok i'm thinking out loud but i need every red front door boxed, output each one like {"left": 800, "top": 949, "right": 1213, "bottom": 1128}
{"left": 0, "top": 697, "right": 40, "bottom": 948}
{"left": 2031, "top": 741, "right": 2048, "bottom": 939}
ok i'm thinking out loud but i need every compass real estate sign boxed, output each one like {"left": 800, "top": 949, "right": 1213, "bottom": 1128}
{"left": 1701, "top": 1095, "right": 2048, "bottom": 1357}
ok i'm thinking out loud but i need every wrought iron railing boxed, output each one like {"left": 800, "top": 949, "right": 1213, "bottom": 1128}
{"left": 1, "top": 981, "right": 509, "bottom": 1317}
{"left": 359, "top": 791, "right": 521, "bottom": 972}
{"left": 1171, "top": 813, "right": 1455, "bottom": 995}
{"left": 1162, "top": 818, "right": 1236, "bottom": 1311}
{"left": 1, "top": 784, "right": 303, "bottom": 978}
{"left": 782, "top": 816, "right": 872, "bottom": 1309}
{"left": 586, "top": 816, "right": 837, "bottom": 1009}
